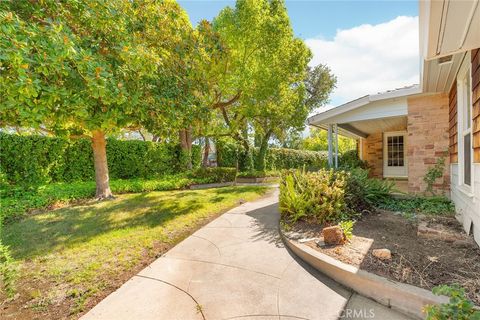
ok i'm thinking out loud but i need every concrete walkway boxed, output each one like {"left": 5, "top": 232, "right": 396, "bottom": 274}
{"left": 82, "top": 189, "right": 411, "bottom": 320}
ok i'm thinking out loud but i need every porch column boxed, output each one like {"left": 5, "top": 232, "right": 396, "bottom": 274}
{"left": 334, "top": 123, "right": 339, "bottom": 168}
{"left": 327, "top": 124, "right": 333, "bottom": 167}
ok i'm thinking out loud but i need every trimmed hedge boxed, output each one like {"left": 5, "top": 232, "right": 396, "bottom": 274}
{"left": 0, "top": 133, "right": 201, "bottom": 185}
{"left": 216, "top": 140, "right": 328, "bottom": 171}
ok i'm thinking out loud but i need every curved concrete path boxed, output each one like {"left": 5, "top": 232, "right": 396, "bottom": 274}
{"left": 81, "top": 189, "right": 411, "bottom": 320}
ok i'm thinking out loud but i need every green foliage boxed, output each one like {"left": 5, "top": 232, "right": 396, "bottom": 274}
{"left": 2, "top": 186, "right": 267, "bottom": 315}
{"left": 0, "top": 133, "right": 202, "bottom": 185}
{"left": 378, "top": 196, "right": 455, "bottom": 217}
{"left": 265, "top": 148, "right": 327, "bottom": 171}
{"left": 302, "top": 128, "right": 357, "bottom": 153}
{"left": 0, "top": 242, "right": 17, "bottom": 298}
{"left": 424, "top": 154, "right": 447, "bottom": 196}
{"left": 280, "top": 168, "right": 395, "bottom": 225}
{"left": 236, "top": 170, "right": 279, "bottom": 178}
{"left": 217, "top": 140, "right": 328, "bottom": 171}
{"left": 339, "top": 220, "right": 355, "bottom": 241}
{"left": 0, "top": 0, "right": 193, "bottom": 135}
{"left": 346, "top": 168, "right": 394, "bottom": 208}
{"left": 425, "top": 285, "right": 480, "bottom": 320}
{"left": 279, "top": 169, "right": 348, "bottom": 224}
{"left": 339, "top": 150, "right": 369, "bottom": 170}
{"left": 0, "top": 168, "right": 239, "bottom": 223}
{"left": 187, "top": 167, "right": 237, "bottom": 184}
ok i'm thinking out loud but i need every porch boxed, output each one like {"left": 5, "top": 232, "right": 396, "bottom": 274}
{"left": 307, "top": 86, "right": 451, "bottom": 195}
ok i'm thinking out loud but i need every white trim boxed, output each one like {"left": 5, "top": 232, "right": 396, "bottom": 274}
{"left": 456, "top": 51, "right": 473, "bottom": 193}
{"left": 307, "top": 85, "right": 420, "bottom": 126}
{"left": 383, "top": 131, "right": 408, "bottom": 178}
{"left": 359, "top": 138, "right": 364, "bottom": 161}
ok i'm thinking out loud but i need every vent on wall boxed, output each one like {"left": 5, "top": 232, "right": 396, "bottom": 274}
{"left": 438, "top": 55, "right": 453, "bottom": 65}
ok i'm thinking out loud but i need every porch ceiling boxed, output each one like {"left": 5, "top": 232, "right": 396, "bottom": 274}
{"left": 347, "top": 116, "right": 407, "bottom": 136}
{"left": 308, "top": 89, "right": 412, "bottom": 138}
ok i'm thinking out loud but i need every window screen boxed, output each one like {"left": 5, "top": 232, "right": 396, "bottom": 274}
{"left": 387, "top": 135, "right": 404, "bottom": 167}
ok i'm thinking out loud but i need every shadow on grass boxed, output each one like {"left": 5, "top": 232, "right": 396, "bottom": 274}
{"left": 1, "top": 190, "right": 226, "bottom": 260}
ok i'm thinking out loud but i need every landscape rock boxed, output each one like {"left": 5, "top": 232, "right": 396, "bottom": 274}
{"left": 372, "top": 248, "right": 391, "bottom": 261}
{"left": 323, "top": 226, "right": 345, "bottom": 245}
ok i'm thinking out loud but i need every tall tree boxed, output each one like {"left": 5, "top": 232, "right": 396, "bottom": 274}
{"left": 0, "top": 0, "right": 192, "bottom": 198}
{"left": 209, "top": 0, "right": 316, "bottom": 170}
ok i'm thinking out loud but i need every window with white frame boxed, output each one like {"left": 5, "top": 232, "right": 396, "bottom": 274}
{"left": 457, "top": 54, "right": 472, "bottom": 187}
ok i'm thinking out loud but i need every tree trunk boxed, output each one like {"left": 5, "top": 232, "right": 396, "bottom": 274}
{"left": 256, "top": 131, "right": 271, "bottom": 171}
{"left": 202, "top": 137, "right": 210, "bottom": 167}
{"left": 91, "top": 130, "right": 113, "bottom": 200}
{"left": 179, "top": 128, "right": 193, "bottom": 170}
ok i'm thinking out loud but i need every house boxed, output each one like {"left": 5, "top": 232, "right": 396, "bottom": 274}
{"left": 308, "top": 0, "right": 480, "bottom": 245}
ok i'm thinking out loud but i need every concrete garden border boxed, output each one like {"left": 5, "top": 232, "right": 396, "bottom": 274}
{"left": 280, "top": 229, "right": 449, "bottom": 319}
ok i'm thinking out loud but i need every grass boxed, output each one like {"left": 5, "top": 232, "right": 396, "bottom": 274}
{"left": 0, "top": 185, "right": 268, "bottom": 317}
{"left": 0, "top": 168, "right": 237, "bottom": 223}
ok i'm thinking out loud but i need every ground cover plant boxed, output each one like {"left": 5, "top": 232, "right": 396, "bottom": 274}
{"left": 378, "top": 196, "right": 455, "bottom": 218}
{"left": 0, "top": 185, "right": 268, "bottom": 318}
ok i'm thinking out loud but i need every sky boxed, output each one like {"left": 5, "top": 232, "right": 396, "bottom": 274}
{"left": 178, "top": 0, "right": 420, "bottom": 107}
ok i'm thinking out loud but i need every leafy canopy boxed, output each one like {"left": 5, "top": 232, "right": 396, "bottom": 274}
{"left": 0, "top": 0, "right": 192, "bottom": 136}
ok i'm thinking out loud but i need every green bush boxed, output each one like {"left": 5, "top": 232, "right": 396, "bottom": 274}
{"left": 279, "top": 169, "right": 348, "bottom": 224}
{"left": 236, "top": 169, "right": 279, "bottom": 178}
{"left": 279, "top": 168, "right": 395, "bottom": 225}
{"left": 345, "top": 168, "right": 394, "bottom": 212}
{"left": 0, "top": 133, "right": 203, "bottom": 185}
{"left": 187, "top": 167, "right": 237, "bottom": 184}
{"left": 339, "top": 149, "right": 369, "bottom": 169}
{"left": 216, "top": 140, "right": 328, "bottom": 171}
{"left": 425, "top": 285, "right": 480, "bottom": 319}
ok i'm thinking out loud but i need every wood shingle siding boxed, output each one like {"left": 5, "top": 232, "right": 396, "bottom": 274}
{"left": 472, "top": 48, "right": 480, "bottom": 163}
{"left": 449, "top": 79, "right": 458, "bottom": 163}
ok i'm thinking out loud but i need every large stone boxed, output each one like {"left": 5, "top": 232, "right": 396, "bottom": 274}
{"left": 322, "top": 226, "right": 345, "bottom": 245}
{"left": 372, "top": 248, "right": 391, "bottom": 261}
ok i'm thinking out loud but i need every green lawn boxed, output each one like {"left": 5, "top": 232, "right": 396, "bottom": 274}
{"left": 1, "top": 185, "right": 268, "bottom": 318}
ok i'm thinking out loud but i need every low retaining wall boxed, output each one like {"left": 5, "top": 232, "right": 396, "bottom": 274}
{"left": 280, "top": 231, "right": 448, "bottom": 319}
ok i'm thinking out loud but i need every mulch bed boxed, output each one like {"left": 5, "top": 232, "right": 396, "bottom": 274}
{"left": 290, "top": 210, "right": 480, "bottom": 305}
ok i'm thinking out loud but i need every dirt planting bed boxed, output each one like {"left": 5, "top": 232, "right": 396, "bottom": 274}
{"left": 289, "top": 210, "right": 480, "bottom": 305}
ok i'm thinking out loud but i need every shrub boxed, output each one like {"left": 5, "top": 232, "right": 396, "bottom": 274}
{"left": 216, "top": 140, "right": 328, "bottom": 171}
{"left": 279, "top": 169, "right": 348, "bottom": 224}
{"left": 236, "top": 169, "right": 279, "bottom": 178}
{"left": 423, "top": 154, "right": 447, "bottom": 196}
{"left": 0, "top": 133, "right": 203, "bottom": 185}
{"left": 187, "top": 167, "right": 237, "bottom": 184}
{"left": 345, "top": 168, "right": 394, "bottom": 211}
{"left": 280, "top": 168, "right": 395, "bottom": 225}
{"left": 424, "top": 285, "right": 480, "bottom": 319}
{"left": 339, "top": 150, "right": 369, "bottom": 169}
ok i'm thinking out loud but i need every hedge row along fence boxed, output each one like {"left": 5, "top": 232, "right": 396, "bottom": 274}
{"left": 216, "top": 141, "right": 328, "bottom": 171}
{"left": 0, "top": 133, "right": 329, "bottom": 186}
{"left": 0, "top": 133, "right": 201, "bottom": 185}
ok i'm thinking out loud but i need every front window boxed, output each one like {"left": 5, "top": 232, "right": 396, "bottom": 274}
{"left": 387, "top": 135, "right": 404, "bottom": 167}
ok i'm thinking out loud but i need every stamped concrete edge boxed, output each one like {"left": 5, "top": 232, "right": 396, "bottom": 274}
{"left": 279, "top": 229, "right": 449, "bottom": 320}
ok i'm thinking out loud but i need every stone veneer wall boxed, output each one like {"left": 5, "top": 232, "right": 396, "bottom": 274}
{"left": 361, "top": 133, "right": 383, "bottom": 178}
{"left": 407, "top": 93, "right": 450, "bottom": 194}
